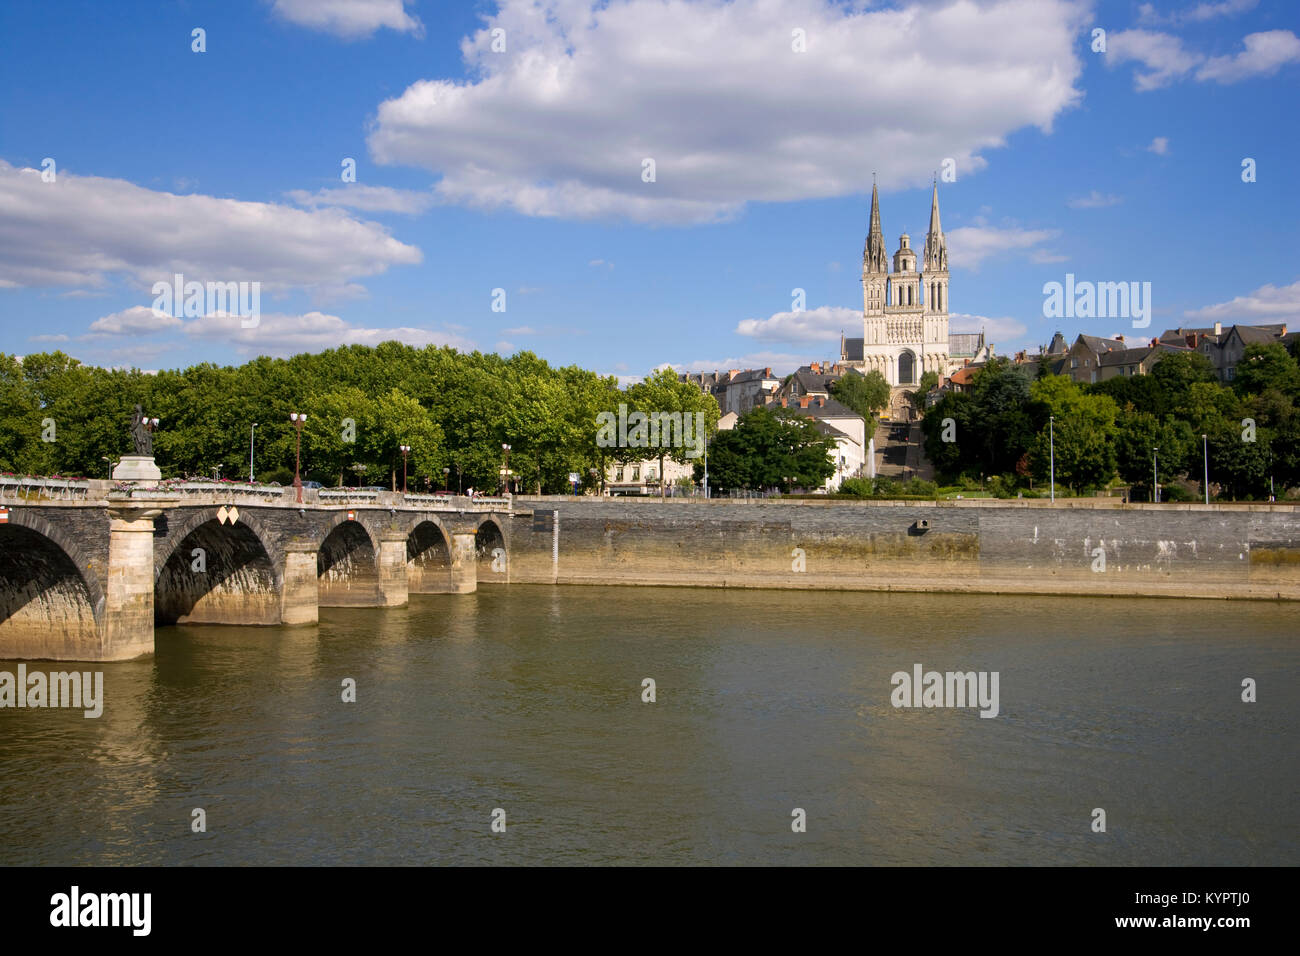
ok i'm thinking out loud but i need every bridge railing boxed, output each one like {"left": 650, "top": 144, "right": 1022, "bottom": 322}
{"left": 0, "top": 475, "right": 93, "bottom": 501}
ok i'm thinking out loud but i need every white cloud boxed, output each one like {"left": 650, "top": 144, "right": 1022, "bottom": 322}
{"left": 495, "top": 340, "right": 515, "bottom": 353}
{"left": 0, "top": 160, "right": 421, "bottom": 291}
{"left": 665, "top": 350, "right": 819, "bottom": 377}
{"left": 1138, "top": 0, "right": 1257, "bottom": 26}
{"left": 368, "top": 0, "right": 1087, "bottom": 224}
{"left": 1067, "top": 190, "right": 1122, "bottom": 209}
{"left": 269, "top": 0, "right": 423, "bottom": 38}
{"left": 87, "top": 305, "right": 183, "bottom": 336}
{"left": 1184, "top": 280, "right": 1300, "bottom": 322}
{"left": 175, "top": 311, "right": 475, "bottom": 357}
{"left": 501, "top": 326, "right": 536, "bottom": 335}
{"left": 286, "top": 184, "right": 436, "bottom": 215}
{"left": 1105, "top": 30, "right": 1203, "bottom": 90}
{"left": 948, "top": 312, "right": 1029, "bottom": 347}
{"left": 1196, "top": 30, "right": 1300, "bottom": 84}
{"left": 946, "top": 225, "right": 1062, "bottom": 269}
{"left": 27, "top": 333, "right": 69, "bottom": 343}
{"left": 1147, "top": 136, "right": 1170, "bottom": 155}
{"left": 736, "top": 305, "right": 860, "bottom": 343}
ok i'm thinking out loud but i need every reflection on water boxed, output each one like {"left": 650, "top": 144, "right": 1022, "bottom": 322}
{"left": 1, "top": 587, "right": 1296, "bottom": 865}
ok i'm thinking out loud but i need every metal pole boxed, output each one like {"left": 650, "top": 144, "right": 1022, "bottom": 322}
{"left": 703, "top": 435, "right": 709, "bottom": 499}
{"left": 1153, "top": 447, "right": 1159, "bottom": 504}
{"left": 249, "top": 423, "right": 257, "bottom": 482}
{"left": 1203, "top": 434, "right": 1209, "bottom": 504}
{"left": 551, "top": 512, "right": 559, "bottom": 583}
{"left": 1049, "top": 415, "right": 1055, "bottom": 502}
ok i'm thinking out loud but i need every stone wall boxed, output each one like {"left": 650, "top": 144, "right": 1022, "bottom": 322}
{"left": 507, "top": 498, "right": 1300, "bottom": 600}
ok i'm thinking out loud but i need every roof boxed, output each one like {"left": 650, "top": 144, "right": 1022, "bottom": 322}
{"left": 948, "top": 365, "right": 979, "bottom": 386}
{"left": 728, "top": 367, "right": 777, "bottom": 384}
{"left": 1076, "top": 334, "right": 1127, "bottom": 353}
{"left": 842, "top": 337, "right": 864, "bottom": 361}
{"left": 776, "top": 396, "right": 862, "bottom": 421}
{"left": 948, "top": 331, "right": 985, "bottom": 357}
{"left": 811, "top": 419, "right": 859, "bottom": 444}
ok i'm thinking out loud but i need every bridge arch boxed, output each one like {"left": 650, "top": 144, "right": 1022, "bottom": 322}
{"left": 0, "top": 514, "right": 104, "bottom": 659}
{"left": 318, "top": 516, "right": 381, "bottom": 606}
{"left": 475, "top": 517, "right": 508, "bottom": 581}
{"left": 154, "top": 513, "right": 280, "bottom": 626}
{"left": 408, "top": 518, "right": 453, "bottom": 593}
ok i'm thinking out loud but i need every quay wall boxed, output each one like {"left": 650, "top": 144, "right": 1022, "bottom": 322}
{"left": 503, "top": 498, "right": 1300, "bottom": 601}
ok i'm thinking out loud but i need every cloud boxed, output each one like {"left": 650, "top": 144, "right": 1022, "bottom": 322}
{"left": 87, "top": 305, "right": 183, "bottom": 336}
{"left": 736, "top": 305, "right": 860, "bottom": 343}
{"left": 1105, "top": 30, "right": 1203, "bottom": 90}
{"left": 664, "top": 350, "right": 819, "bottom": 377}
{"left": 1138, "top": 0, "right": 1257, "bottom": 26}
{"left": 495, "top": 340, "right": 515, "bottom": 352}
{"left": 269, "top": 0, "right": 423, "bottom": 38}
{"left": 0, "top": 160, "right": 422, "bottom": 291}
{"left": 948, "top": 312, "right": 1029, "bottom": 347}
{"left": 588, "top": 259, "right": 614, "bottom": 269}
{"left": 1067, "top": 190, "right": 1122, "bottom": 209}
{"left": 27, "top": 333, "right": 69, "bottom": 343}
{"left": 945, "top": 224, "right": 1062, "bottom": 269}
{"left": 1196, "top": 31, "right": 1300, "bottom": 84}
{"left": 367, "top": 0, "right": 1087, "bottom": 224}
{"left": 1147, "top": 136, "right": 1170, "bottom": 155}
{"left": 78, "top": 310, "right": 479, "bottom": 358}
{"left": 501, "top": 326, "right": 536, "bottom": 335}
{"left": 1183, "top": 279, "right": 1300, "bottom": 322}
{"left": 286, "top": 184, "right": 436, "bottom": 215}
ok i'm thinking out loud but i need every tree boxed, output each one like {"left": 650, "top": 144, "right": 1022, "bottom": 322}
{"left": 832, "top": 368, "right": 890, "bottom": 419}
{"left": 1233, "top": 343, "right": 1300, "bottom": 398}
{"left": 1028, "top": 375, "right": 1119, "bottom": 492}
{"left": 627, "top": 367, "right": 719, "bottom": 497}
{"left": 700, "top": 406, "right": 834, "bottom": 493}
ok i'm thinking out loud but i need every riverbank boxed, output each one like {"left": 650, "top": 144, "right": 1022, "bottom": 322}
{"left": 505, "top": 497, "right": 1300, "bottom": 601}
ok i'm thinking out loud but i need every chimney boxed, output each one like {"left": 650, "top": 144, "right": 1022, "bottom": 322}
{"left": 1214, "top": 322, "right": 1221, "bottom": 337}
{"left": 1115, "top": 334, "right": 1124, "bottom": 343}
{"left": 799, "top": 396, "right": 811, "bottom": 408}
{"left": 810, "top": 362, "right": 820, "bottom": 374}
{"left": 765, "top": 367, "right": 772, "bottom": 377}
{"left": 817, "top": 397, "right": 825, "bottom": 407}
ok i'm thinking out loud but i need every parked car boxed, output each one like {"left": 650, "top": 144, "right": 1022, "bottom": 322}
{"left": 302, "top": 481, "right": 323, "bottom": 489}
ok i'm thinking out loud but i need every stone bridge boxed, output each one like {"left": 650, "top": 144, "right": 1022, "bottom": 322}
{"left": 0, "top": 483, "right": 516, "bottom": 661}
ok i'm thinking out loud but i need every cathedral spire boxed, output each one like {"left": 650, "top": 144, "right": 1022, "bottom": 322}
{"left": 924, "top": 180, "right": 947, "bottom": 272}
{"left": 864, "top": 178, "right": 888, "bottom": 275}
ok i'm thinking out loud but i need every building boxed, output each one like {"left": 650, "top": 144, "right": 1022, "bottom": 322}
{"left": 605, "top": 456, "right": 696, "bottom": 496}
{"left": 1159, "top": 322, "right": 1291, "bottom": 382}
{"left": 840, "top": 181, "right": 985, "bottom": 396}
{"left": 1096, "top": 342, "right": 1189, "bottom": 381}
{"left": 774, "top": 394, "right": 873, "bottom": 490}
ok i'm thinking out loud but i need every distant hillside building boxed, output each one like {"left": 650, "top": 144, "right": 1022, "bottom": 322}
{"left": 1159, "top": 322, "right": 1292, "bottom": 382}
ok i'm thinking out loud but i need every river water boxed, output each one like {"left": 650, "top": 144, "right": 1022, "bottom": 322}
{"left": 1, "top": 586, "right": 1295, "bottom": 866}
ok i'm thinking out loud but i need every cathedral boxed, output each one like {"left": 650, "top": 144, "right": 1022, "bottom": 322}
{"left": 840, "top": 181, "right": 983, "bottom": 395}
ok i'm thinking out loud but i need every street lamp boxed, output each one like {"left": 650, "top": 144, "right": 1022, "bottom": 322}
{"left": 1049, "top": 415, "right": 1055, "bottom": 502}
{"left": 1202, "top": 434, "right": 1209, "bottom": 505}
{"left": 289, "top": 412, "right": 307, "bottom": 503}
{"left": 101, "top": 456, "right": 113, "bottom": 479}
{"left": 500, "top": 443, "right": 512, "bottom": 494}
{"left": 249, "top": 423, "right": 258, "bottom": 483}
{"left": 1153, "top": 446, "right": 1159, "bottom": 504}
{"left": 399, "top": 444, "right": 411, "bottom": 493}
{"left": 442, "top": 466, "right": 450, "bottom": 493}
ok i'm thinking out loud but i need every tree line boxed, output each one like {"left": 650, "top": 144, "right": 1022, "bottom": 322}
{"left": 920, "top": 343, "right": 1300, "bottom": 500}
{"left": 0, "top": 345, "right": 719, "bottom": 494}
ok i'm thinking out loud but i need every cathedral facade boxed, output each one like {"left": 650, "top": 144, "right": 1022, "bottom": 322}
{"left": 840, "top": 182, "right": 969, "bottom": 388}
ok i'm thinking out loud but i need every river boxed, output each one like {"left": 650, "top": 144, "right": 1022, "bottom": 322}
{"left": 1, "top": 586, "right": 1295, "bottom": 865}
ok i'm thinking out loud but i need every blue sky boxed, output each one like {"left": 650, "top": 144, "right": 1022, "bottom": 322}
{"left": 1, "top": 0, "right": 1297, "bottom": 380}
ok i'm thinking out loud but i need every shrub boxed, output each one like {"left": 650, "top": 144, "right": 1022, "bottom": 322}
{"left": 839, "top": 477, "right": 873, "bottom": 498}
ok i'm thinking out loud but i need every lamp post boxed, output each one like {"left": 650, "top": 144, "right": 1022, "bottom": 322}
{"left": 1202, "top": 434, "right": 1209, "bottom": 505}
{"left": 443, "top": 466, "right": 450, "bottom": 493}
{"left": 399, "top": 444, "right": 411, "bottom": 494}
{"left": 101, "top": 456, "right": 113, "bottom": 479}
{"left": 1049, "top": 415, "right": 1056, "bottom": 502}
{"left": 500, "top": 443, "right": 512, "bottom": 494}
{"left": 289, "top": 412, "right": 307, "bottom": 503}
{"left": 1153, "top": 446, "right": 1159, "bottom": 504}
{"left": 249, "top": 423, "right": 258, "bottom": 483}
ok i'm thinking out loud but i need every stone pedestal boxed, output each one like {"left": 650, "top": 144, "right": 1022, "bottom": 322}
{"left": 280, "top": 544, "right": 320, "bottom": 625}
{"left": 112, "top": 456, "right": 162, "bottom": 483}
{"left": 378, "top": 533, "right": 410, "bottom": 607}
{"left": 449, "top": 533, "right": 478, "bottom": 593}
{"left": 103, "top": 501, "right": 171, "bottom": 660}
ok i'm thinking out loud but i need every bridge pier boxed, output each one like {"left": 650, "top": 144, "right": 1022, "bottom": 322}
{"left": 378, "top": 533, "right": 409, "bottom": 607}
{"left": 104, "top": 504, "right": 167, "bottom": 660}
{"left": 450, "top": 532, "right": 478, "bottom": 593}
{"left": 281, "top": 543, "right": 319, "bottom": 626}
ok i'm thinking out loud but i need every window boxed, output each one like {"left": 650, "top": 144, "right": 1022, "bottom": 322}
{"left": 1071, "top": 359, "right": 1078, "bottom": 369}
{"left": 1226, "top": 367, "right": 1235, "bottom": 381}
{"left": 615, "top": 468, "right": 624, "bottom": 481}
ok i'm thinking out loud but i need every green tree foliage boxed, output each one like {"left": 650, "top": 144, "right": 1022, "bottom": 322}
{"left": 699, "top": 406, "right": 835, "bottom": 493}
{"left": 1027, "top": 375, "right": 1118, "bottom": 492}
{"left": 831, "top": 368, "right": 890, "bottom": 418}
{"left": 920, "top": 359, "right": 1034, "bottom": 482}
{"left": 625, "top": 367, "right": 720, "bottom": 497}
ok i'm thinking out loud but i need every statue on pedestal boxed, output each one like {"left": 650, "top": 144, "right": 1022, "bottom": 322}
{"left": 131, "top": 405, "right": 153, "bottom": 457}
